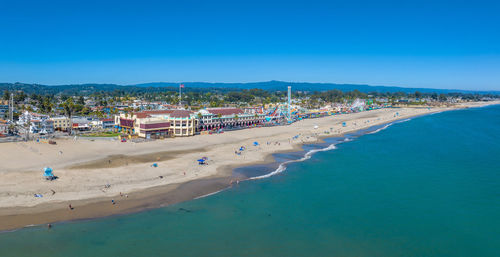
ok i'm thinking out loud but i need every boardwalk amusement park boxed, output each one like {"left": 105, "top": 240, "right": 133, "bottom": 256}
{"left": 111, "top": 85, "right": 388, "bottom": 139}
{"left": 1, "top": 81, "right": 497, "bottom": 142}
{"left": 1, "top": 1, "right": 500, "bottom": 256}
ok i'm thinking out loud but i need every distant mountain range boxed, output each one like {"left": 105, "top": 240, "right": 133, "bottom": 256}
{"left": 132, "top": 81, "right": 500, "bottom": 94}
{"left": 1, "top": 81, "right": 498, "bottom": 95}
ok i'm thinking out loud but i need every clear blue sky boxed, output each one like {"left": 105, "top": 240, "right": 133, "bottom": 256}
{"left": 1, "top": 0, "right": 499, "bottom": 90}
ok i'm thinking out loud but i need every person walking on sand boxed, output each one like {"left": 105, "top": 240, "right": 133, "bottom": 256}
{"left": 68, "top": 204, "right": 73, "bottom": 210}
{"left": 111, "top": 199, "right": 115, "bottom": 205}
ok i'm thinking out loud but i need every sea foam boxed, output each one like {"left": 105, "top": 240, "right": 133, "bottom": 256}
{"left": 249, "top": 144, "right": 337, "bottom": 180}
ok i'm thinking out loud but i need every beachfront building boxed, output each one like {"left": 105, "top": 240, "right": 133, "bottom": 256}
{"left": 71, "top": 117, "right": 91, "bottom": 131}
{"left": 17, "top": 111, "right": 54, "bottom": 134}
{"left": 167, "top": 110, "right": 197, "bottom": 137}
{"left": 101, "top": 118, "right": 114, "bottom": 129}
{"left": 50, "top": 116, "right": 72, "bottom": 132}
{"left": 114, "top": 110, "right": 197, "bottom": 138}
{"left": 28, "top": 119, "right": 54, "bottom": 134}
{"left": 89, "top": 120, "right": 102, "bottom": 130}
{"left": 196, "top": 107, "right": 265, "bottom": 131}
{"left": 18, "top": 111, "right": 48, "bottom": 125}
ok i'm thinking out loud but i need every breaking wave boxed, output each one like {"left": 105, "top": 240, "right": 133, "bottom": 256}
{"left": 367, "top": 118, "right": 411, "bottom": 135}
{"left": 194, "top": 189, "right": 225, "bottom": 199}
{"left": 194, "top": 119, "right": 415, "bottom": 202}
{"left": 249, "top": 144, "right": 337, "bottom": 180}
{"left": 368, "top": 124, "right": 391, "bottom": 134}
{"left": 250, "top": 118, "right": 414, "bottom": 181}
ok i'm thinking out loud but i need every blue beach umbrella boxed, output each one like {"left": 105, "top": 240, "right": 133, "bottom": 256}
{"left": 43, "top": 167, "right": 54, "bottom": 177}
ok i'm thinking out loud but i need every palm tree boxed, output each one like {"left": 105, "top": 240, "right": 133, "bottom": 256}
{"left": 62, "top": 98, "right": 75, "bottom": 118}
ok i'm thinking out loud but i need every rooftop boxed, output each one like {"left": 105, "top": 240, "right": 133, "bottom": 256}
{"left": 131, "top": 109, "right": 194, "bottom": 119}
{"left": 206, "top": 108, "right": 244, "bottom": 116}
{"left": 170, "top": 110, "right": 193, "bottom": 118}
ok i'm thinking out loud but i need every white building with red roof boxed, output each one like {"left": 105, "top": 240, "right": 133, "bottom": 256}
{"left": 196, "top": 107, "right": 265, "bottom": 131}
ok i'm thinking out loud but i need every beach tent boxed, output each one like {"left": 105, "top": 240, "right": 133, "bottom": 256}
{"left": 197, "top": 159, "right": 206, "bottom": 165}
{"left": 43, "top": 167, "right": 56, "bottom": 180}
{"left": 43, "top": 167, "right": 54, "bottom": 177}
{"left": 152, "top": 163, "right": 158, "bottom": 168}
{"left": 342, "top": 122, "right": 346, "bottom": 127}
{"left": 253, "top": 142, "right": 259, "bottom": 146}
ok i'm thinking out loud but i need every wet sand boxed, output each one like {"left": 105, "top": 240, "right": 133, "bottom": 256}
{"left": 68, "top": 148, "right": 209, "bottom": 170}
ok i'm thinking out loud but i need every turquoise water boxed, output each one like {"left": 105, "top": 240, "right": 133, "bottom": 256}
{"left": 1, "top": 105, "right": 500, "bottom": 257}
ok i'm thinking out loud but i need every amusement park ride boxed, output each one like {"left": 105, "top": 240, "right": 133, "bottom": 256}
{"left": 264, "top": 86, "right": 297, "bottom": 124}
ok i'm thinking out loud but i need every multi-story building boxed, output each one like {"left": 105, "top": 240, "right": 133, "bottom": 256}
{"left": 168, "top": 110, "right": 197, "bottom": 137}
{"left": 17, "top": 111, "right": 54, "bottom": 134}
{"left": 18, "top": 111, "right": 48, "bottom": 125}
{"left": 196, "top": 107, "right": 265, "bottom": 131}
{"left": 71, "top": 117, "right": 91, "bottom": 131}
{"left": 29, "top": 119, "right": 54, "bottom": 134}
{"left": 115, "top": 110, "right": 197, "bottom": 138}
{"left": 101, "top": 118, "right": 115, "bottom": 129}
{"left": 50, "top": 116, "right": 72, "bottom": 132}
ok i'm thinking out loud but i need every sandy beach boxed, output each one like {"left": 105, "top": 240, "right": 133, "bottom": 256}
{"left": 0, "top": 101, "right": 498, "bottom": 231}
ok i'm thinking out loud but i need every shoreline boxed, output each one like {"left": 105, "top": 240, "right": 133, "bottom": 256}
{"left": 1, "top": 102, "right": 498, "bottom": 232}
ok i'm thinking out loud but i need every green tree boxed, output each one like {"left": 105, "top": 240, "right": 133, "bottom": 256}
{"left": 77, "top": 96, "right": 85, "bottom": 105}
{"left": 62, "top": 98, "right": 76, "bottom": 118}
{"left": 2, "top": 90, "right": 9, "bottom": 101}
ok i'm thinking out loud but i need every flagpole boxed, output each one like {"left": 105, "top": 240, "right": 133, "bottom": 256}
{"left": 179, "top": 84, "right": 182, "bottom": 107}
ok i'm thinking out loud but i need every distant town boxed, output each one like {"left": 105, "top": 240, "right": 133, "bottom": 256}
{"left": 0, "top": 83, "right": 498, "bottom": 141}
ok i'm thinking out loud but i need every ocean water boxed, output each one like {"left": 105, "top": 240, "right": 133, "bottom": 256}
{"left": 1, "top": 105, "right": 499, "bottom": 257}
